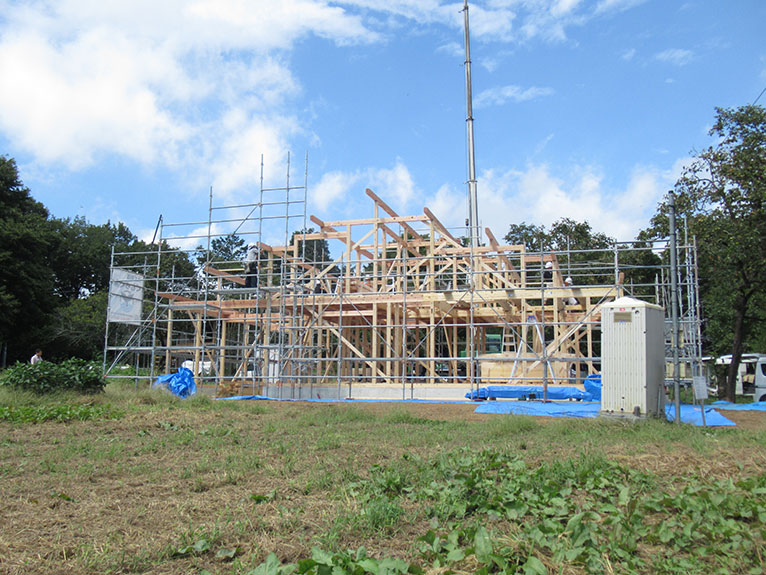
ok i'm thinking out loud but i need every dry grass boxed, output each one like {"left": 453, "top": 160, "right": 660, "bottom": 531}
{"left": 0, "top": 387, "right": 764, "bottom": 574}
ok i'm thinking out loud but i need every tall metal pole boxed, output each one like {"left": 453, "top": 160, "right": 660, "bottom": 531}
{"left": 463, "top": 0, "right": 479, "bottom": 248}
{"left": 669, "top": 192, "right": 681, "bottom": 424}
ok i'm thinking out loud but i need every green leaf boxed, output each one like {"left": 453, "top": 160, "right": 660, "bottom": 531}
{"left": 311, "top": 547, "right": 335, "bottom": 566}
{"left": 357, "top": 558, "right": 379, "bottom": 573}
{"left": 250, "top": 492, "right": 276, "bottom": 503}
{"left": 378, "top": 557, "right": 410, "bottom": 573}
{"left": 618, "top": 486, "right": 630, "bottom": 506}
{"left": 216, "top": 547, "right": 239, "bottom": 560}
{"left": 522, "top": 556, "right": 548, "bottom": 575}
{"left": 296, "top": 559, "right": 316, "bottom": 573}
{"left": 474, "top": 526, "right": 492, "bottom": 562}
{"left": 445, "top": 547, "right": 465, "bottom": 562}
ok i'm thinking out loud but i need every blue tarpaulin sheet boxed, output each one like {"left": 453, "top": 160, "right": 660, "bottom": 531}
{"left": 711, "top": 400, "right": 766, "bottom": 411}
{"left": 474, "top": 400, "right": 600, "bottom": 418}
{"left": 215, "top": 396, "right": 474, "bottom": 404}
{"left": 475, "top": 400, "right": 736, "bottom": 426}
{"left": 466, "top": 385, "right": 592, "bottom": 401}
{"left": 663, "top": 403, "right": 736, "bottom": 426}
{"left": 153, "top": 367, "right": 197, "bottom": 398}
{"left": 584, "top": 374, "right": 602, "bottom": 401}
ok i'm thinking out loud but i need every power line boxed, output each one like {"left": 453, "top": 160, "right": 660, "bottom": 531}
{"left": 753, "top": 86, "right": 766, "bottom": 106}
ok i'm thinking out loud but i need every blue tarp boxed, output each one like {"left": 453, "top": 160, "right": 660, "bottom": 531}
{"left": 711, "top": 400, "right": 766, "bottom": 411}
{"left": 583, "top": 374, "right": 602, "bottom": 401}
{"left": 475, "top": 400, "right": 600, "bottom": 418}
{"left": 466, "top": 385, "right": 592, "bottom": 401}
{"left": 153, "top": 367, "right": 197, "bottom": 398}
{"left": 664, "top": 403, "right": 736, "bottom": 426}
{"left": 475, "top": 399, "right": 736, "bottom": 426}
{"left": 215, "top": 395, "right": 474, "bottom": 404}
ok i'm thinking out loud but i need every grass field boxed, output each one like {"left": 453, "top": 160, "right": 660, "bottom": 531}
{"left": 1, "top": 384, "right": 765, "bottom": 575}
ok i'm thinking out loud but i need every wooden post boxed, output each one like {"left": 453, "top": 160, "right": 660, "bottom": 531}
{"left": 165, "top": 307, "right": 173, "bottom": 372}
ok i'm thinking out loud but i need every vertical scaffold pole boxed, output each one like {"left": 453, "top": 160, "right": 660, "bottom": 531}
{"left": 669, "top": 192, "right": 681, "bottom": 424}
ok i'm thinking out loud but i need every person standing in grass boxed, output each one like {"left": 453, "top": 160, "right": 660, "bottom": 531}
{"left": 30, "top": 349, "right": 42, "bottom": 364}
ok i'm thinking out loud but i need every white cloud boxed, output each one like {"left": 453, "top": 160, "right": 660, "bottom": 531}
{"left": 369, "top": 159, "right": 417, "bottom": 209}
{"left": 424, "top": 183, "right": 467, "bottom": 234}
{"left": 313, "top": 170, "right": 362, "bottom": 211}
{"left": 162, "top": 223, "right": 225, "bottom": 251}
{"left": 475, "top": 85, "right": 554, "bottom": 108}
{"left": 312, "top": 158, "right": 416, "bottom": 214}
{"left": 551, "top": 0, "right": 584, "bottom": 18}
{"left": 436, "top": 41, "right": 463, "bottom": 59}
{"left": 0, "top": 0, "right": 655, "bottom": 216}
{"left": 655, "top": 48, "right": 694, "bottom": 67}
{"left": 313, "top": 155, "right": 689, "bottom": 246}
{"left": 621, "top": 48, "right": 636, "bottom": 61}
{"left": 0, "top": 29, "right": 190, "bottom": 169}
{"left": 595, "top": 0, "right": 648, "bottom": 16}
{"left": 0, "top": 0, "right": 376, "bottom": 182}
{"left": 422, "top": 160, "right": 684, "bottom": 243}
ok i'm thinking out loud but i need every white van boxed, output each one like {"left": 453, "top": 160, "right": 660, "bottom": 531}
{"left": 755, "top": 357, "right": 766, "bottom": 402}
{"left": 715, "top": 354, "right": 766, "bottom": 400}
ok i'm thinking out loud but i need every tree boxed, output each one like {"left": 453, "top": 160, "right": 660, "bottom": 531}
{"left": 290, "top": 228, "right": 331, "bottom": 266}
{"left": 48, "top": 291, "right": 108, "bottom": 360}
{"left": 0, "top": 156, "right": 57, "bottom": 362}
{"left": 504, "top": 222, "right": 548, "bottom": 250}
{"left": 642, "top": 105, "right": 766, "bottom": 400}
{"left": 49, "top": 217, "right": 136, "bottom": 299}
{"left": 195, "top": 234, "right": 247, "bottom": 268}
{"left": 504, "top": 218, "right": 615, "bottom": 285}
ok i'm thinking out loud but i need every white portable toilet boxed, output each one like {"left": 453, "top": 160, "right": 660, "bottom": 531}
{"left": 600, "top": 297, "right": 665, "bottom": 417}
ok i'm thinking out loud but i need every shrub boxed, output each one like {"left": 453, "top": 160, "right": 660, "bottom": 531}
{"left": 0, "top": 359, "right": 106, "bottom": 394}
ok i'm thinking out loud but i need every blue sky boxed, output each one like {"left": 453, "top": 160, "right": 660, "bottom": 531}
{"left": 0, "top": 0, "right": 764, "bottom": 251}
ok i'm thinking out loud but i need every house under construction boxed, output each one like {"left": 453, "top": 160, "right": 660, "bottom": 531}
{"left": 103, "top": 159, "right": 703, "bottom": 400}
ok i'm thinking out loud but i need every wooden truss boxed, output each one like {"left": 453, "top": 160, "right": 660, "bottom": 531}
{"left": 157, "top": 189, "right": 623, "bottom": 394}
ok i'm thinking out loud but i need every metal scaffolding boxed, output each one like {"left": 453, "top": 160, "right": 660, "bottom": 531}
{"left": 104, "top": 160, "right": 702, "bottom": 400}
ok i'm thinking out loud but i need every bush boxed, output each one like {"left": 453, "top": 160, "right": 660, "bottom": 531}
{"left": 0, "top": 359, "right": 106, "bottom": 394}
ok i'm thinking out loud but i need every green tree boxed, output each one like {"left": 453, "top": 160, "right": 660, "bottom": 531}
{"left": 291, "top": 228, "right": 331, "bottom": 266}
{"left": 642, "top": 105, "right": 766, "bottom": 400}
{"left": 504, "top": 222, "right": 548, "bottom": 250}
{"left": 504, "top": 218, "right": 615, "bottom": 285}
{"left": 49, "top": 217, "right": 135, "bottom": 299}
{"left": 48, "top": 291, "right": 108, "bottom": 360}
{"left": 196, "top": 235, "right": 247, "bottom": 268}
{"left": 0, "top": 156, "right": 57, "bottom": 362}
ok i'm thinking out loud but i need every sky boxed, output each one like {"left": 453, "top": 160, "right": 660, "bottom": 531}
{"left": 0, "top": 0, "right": 764, "bottom": 252}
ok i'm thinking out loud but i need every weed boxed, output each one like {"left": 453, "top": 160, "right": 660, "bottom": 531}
{"left": 0, "top": 403, "right": 123, "bottom": 423}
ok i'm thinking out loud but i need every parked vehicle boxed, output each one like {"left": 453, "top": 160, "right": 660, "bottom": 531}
{"left": 755, "top": 357, "right": 766, "bottom": 402}
{"left": 714, "top": 354, "right": 766, "bottom": 399}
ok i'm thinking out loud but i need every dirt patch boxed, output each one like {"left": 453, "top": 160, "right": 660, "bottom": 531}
{"left": 712, "top": 408, "right": 766, "bottom": 431}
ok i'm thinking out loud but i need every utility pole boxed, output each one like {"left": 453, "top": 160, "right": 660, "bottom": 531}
{"left": 463, "top": 0, "right": 479, "bottom": 248}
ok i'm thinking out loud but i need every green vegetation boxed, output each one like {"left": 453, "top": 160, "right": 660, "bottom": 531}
{"left": 0, "top": 403, "right": 122, "bottom": 423}
{"left": 0, "top": 388, "right": 764, "bottom": 574}
{"left": 642, "top": 105, "right": 766, "bottom": 400}
{"left": 0, "top": 358, "right": 106, "bottom": 394}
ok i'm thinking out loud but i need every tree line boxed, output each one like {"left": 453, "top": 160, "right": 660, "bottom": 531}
{"left": 1, "top": 105, "right": 763, "bottom": 399}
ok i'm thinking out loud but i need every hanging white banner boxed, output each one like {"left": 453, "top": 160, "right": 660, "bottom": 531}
{"left": 107, "top": 269, "right": 144, "bottom": 325}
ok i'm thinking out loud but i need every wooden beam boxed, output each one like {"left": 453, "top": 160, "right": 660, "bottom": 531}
{"left": 324, "top": 215, "right": 428, "bottom": 227}
{"left": 485, "top": 228, "right": 521, "bottom": 284}
{"left": 423, "top": 207, "right": 461, "bottom": 247}
{"left": 310, "top": 215, "right": 374, "bottom": 259}
{"left": 203, "top": 264, "right": 245, "bottom": 285}
{"left": 366, "top": 188, "right": 420, "bottom": 240}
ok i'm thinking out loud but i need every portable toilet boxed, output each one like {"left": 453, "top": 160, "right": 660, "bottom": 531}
{"left": 600, "top": 297, "right": 665, "bottom": 417}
